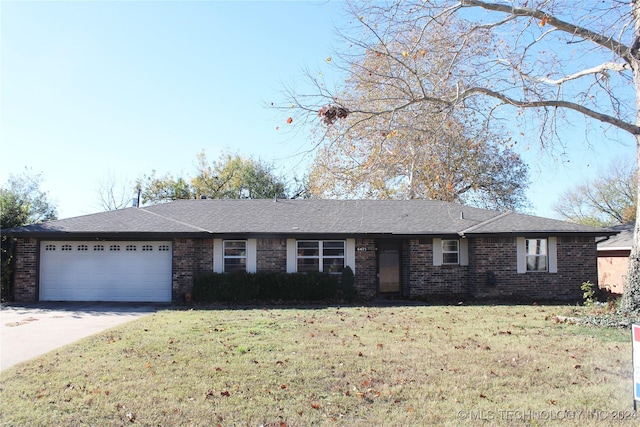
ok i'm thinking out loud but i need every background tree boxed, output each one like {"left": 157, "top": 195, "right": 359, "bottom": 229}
{"left": 137, "top": 151, "right": 288, "bottom": 204}
{"left": 307, "top": 106, "right": 529, "bottom": 210}
{"left": 1, "top": 170, "right": 57, "bottom": 301}
{"left": 554, "top": 158, "right": 637, "bottom": 227}
{"left": 293, "top": 12, "right": 529, "bottom": 210}
{"left": 282, "top": 0, "right": 640, "bottom": 314}
{"left": 138, "top": 172, "right": 193, "bottom": 205}
{"left": 191, "top": 151, "right": 287, "bottom": 199}
{"left": 96, "top": 173, "right": 136, "bottom": 211}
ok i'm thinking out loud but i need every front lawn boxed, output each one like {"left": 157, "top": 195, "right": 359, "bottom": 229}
{"left": 0, "top": 304, "right": 634, "bottom": 426}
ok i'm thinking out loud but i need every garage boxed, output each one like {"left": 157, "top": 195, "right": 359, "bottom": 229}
{"left": 39, "top": 241, "right": 172, "bottom": 302}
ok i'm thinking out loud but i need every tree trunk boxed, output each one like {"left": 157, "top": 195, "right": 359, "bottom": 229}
{"left": 618, "top": 2, "right": 640, "bottom": 314}
{"left": 618, "top": 137, "right": 640, "bottom": 315}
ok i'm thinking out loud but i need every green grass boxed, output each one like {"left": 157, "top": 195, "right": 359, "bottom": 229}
{"left": 0, "top": 304, "right": 636, "bottom": 426}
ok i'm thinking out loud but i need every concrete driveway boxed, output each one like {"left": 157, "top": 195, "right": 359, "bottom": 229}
{"left": 0, "top": 302, "right": 166, "bottom": 371}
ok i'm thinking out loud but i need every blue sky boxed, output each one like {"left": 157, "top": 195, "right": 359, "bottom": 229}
{"left": 1, "top": 1, "right": 635, "bottom": 220}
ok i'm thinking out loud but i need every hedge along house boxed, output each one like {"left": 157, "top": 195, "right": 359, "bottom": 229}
{"left": 3, "top": 199, "right": 617, "bottom": 303}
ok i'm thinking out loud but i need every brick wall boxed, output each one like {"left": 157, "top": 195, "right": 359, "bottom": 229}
{"left": 257, "top": 238, "right": 287, "bottom": 273}
{"left": 13, "top": 238, "right": 38, "bottom": 302}
{"left": 194, "top": 238, "right": 214, "bottom": 275}
{"left": 405, "top": 238, "right": 470, "bottom": 299}
{"left": 172, "top": 238, "right": 196, "bottom": 300}
{"left": 355, "top": 238, "right": 377, "bottom": 298}
{"left": 469, "top": 236, "right": 597, "bottom": 302}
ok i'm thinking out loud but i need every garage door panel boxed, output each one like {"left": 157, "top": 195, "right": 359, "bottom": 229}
{"left": 40, "top": 241, "right": 172, "bottom": 302}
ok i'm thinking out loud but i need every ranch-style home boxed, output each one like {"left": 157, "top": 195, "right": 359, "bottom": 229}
{"left": 3, "top": 199, "right": 617, "bottom": 303}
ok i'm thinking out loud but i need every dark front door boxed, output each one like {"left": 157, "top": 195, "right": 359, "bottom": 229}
{"left": 378, "top": 242, "right": 400, "bottom": 293}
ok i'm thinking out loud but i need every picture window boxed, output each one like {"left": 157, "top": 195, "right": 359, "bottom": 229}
{"left": 297, "top": 240, "right": 345, "bottom": 274}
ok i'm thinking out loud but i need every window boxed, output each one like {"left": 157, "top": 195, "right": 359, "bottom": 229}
{"left": 110, "top": 245, "right": 120, "bottom": 251}
{"left": 77, "top": 244, "right": 88, "bottom": 251}
{"left": 526, "top": 238, "right": 547, "bottom": 272}
{"left": 224, "top": 240, "right": 247, "bottom": 272}
{"left": 45, "top": 244, "right": 56, "bottom": 251}
{"left": 297, "top": 240, "right": 345, "bottom": 274}
{"left": 442, "top": 240, "right": 459, "bottom": 265}
{"left": 158, "top": 245, "right": 170, "bottom": 252}
{"left": 433, "top": 238, "right": 468, "bottom": 267}
{"left": 142, "top": 245, "right": 153, "bottom": 251}
{"left": 126, "top": 245, "right": 137, "bottom": 251}
{"left": 61, "top": 244, "right": 72, "bottom": 251}
{"left": 93, "top": 245, "right": 104, "bottom": 251}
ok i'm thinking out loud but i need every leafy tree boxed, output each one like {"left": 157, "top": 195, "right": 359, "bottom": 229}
{"left": 291, "top": 15, "right": 529, "bottom": 210}
{"left": 1, "top": 170, "right": 57, "bottom": 301}
{"left": 553, "top": 158, "right": 637, "bottom": 227}
{"left": 137, "top": 151, "right": 288, "bottom": 204}
{"left": 281, "top": 0, "right": 640, "bottom": 313}
{"left": 138, "top": 172, "right": 193, "bottom": 205}
{"left": 191, "top": 151, "right": 287, "bottom": 199}
{"left": 307, "top": 107, "right": 529, "bottom": 210}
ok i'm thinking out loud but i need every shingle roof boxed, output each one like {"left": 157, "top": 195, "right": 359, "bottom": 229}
{"left": 3, "top": 199, "right": 615, "bottom": 237}
{"left": 597, "top": 223, "right": 634, "bottom": 250}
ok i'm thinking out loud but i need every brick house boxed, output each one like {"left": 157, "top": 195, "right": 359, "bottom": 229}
{"left": 3, "top": 199, "right": 616, "bottom": 303}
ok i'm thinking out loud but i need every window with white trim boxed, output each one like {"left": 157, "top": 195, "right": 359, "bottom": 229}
{"left": 526, "top": 238, "right": 547, "bottom": 272}
{"left": 223, "top": 240, "right": 247, "bottom": 272}
{"left": 442, "top": 240, "right": 459, "bottom": 265}
{"left": 297, "top": 240, "right": 345, "bottom": 274}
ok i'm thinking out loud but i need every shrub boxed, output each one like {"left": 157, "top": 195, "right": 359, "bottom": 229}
{"left": 192, "top": 271, "right": 259, "bottom": 303}
{"left": 581, "top": 280, "right": 596, "bottom": 306}
{"left": 339, "top": 266, "right": 358, "bottom": 302}
{"left": 193, "top": 271, "right": 343, "bottom": 303}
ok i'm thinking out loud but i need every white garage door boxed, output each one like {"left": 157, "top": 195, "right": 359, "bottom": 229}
{"left": 40, "top": 241, "right": 172, "bottom": 302}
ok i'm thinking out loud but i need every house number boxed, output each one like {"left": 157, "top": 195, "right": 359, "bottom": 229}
{"left": 356, "top": 247, "right": 368, "bottom": 251}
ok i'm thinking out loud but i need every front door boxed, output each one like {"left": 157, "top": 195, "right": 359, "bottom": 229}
{"left": 378, "top": 242, "right": 400, "bottom": 293}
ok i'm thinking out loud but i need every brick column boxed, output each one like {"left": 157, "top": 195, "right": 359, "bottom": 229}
{"left": 172, "top": 238, "right": 196, "bottom": 300}
{"left": 14, "top": 238, "right": 38, "bottom": 302}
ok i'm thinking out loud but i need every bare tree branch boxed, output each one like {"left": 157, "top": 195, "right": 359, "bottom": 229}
{"left": 458, "top": 86, "right": 640, "bottom": 135}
